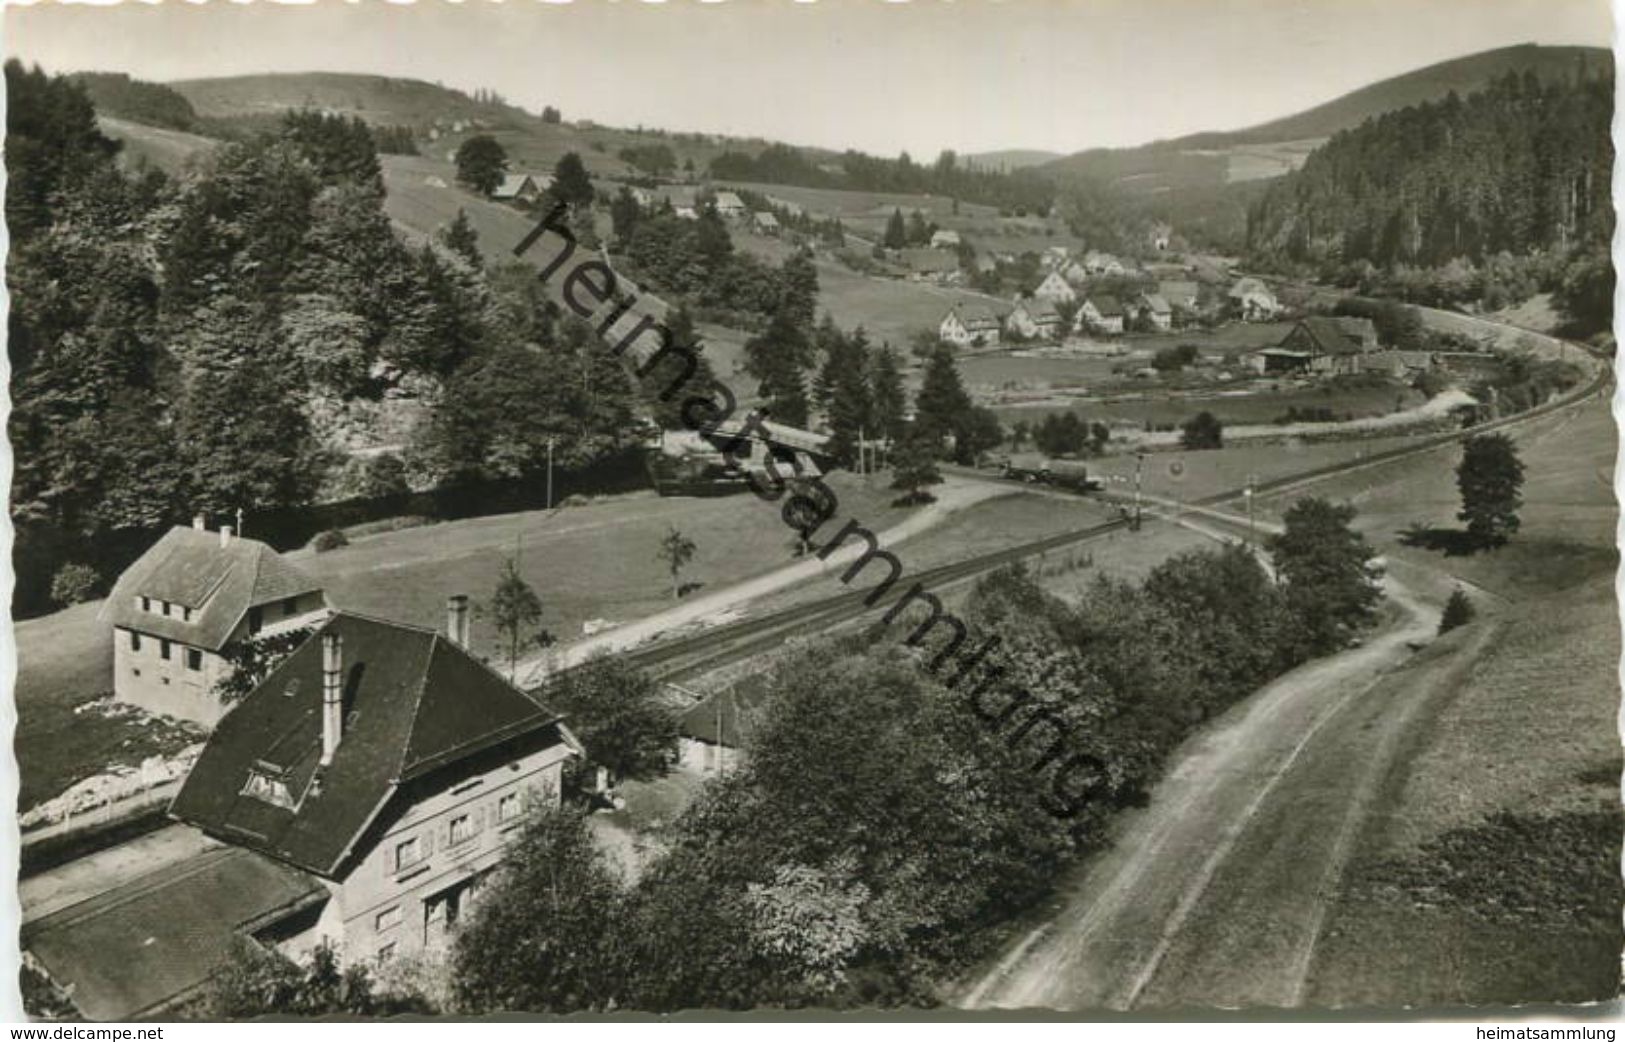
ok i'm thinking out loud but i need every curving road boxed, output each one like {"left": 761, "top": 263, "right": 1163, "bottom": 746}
{"left": 959, "top": 322, "right": 1604, "bottom": 1011}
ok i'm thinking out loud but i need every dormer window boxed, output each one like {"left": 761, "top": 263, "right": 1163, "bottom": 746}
{"left": 161, "top": 601, "right": 171, "bottom": 617}
{"left": 139, "top": 596, "right": 151, "bottom": 613}
{"left": 241, "top": 765, "right": 295, "bottom": 809}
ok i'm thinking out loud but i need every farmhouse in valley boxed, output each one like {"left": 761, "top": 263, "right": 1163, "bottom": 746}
{"left": 1136, "top": 292, "right": 1174, "bottom": 331}
{"left": 104, "top": 520, "right": 330, "bottom": 725}
{"left": 930, "top": 229, "right": 961, "bottom": 248}
{"left": 1006, "top": 297, "right": 1063, "bottom": 340}
{"left": 752, "top": 211, "right": 781, "bottom": 236}
{"left": 1159, "top": 279, "right": 1201, "bottom": 314}
{"left": 1250, "top": 316, "right": 1381, "bottom": 375}
{"left": 1228, "top": 277, "right": 1282, "bottom": 321}
{"left": 169, "top": 607, "right": 584, "bottom": 966}
{"left": 713, "top": 191, "right": 747, "bottom": 219}
{"left": 939, "top": 301, "right": 1003, "bottom": 347}
{"left": 1083, "top": 250, "right": 1125, "bottom": 276}
{"left": 1033, "top": 270, "right": 1076, "bottom": 304}
{"left": 901, "top": 248, "right": 962, "bottom": 284}
{"left": 1076, "top": 294, "right": 1126, "bottom": 335}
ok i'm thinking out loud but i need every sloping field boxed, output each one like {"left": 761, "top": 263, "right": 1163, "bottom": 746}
{"left": 98, "top": 116, "right": 216, "bottom": 175}
{"left": 1282, "top": 395, "right": 1621, "bottom": 1004}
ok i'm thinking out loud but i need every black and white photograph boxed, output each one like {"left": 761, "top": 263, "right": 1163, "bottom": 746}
{"left": 3, "top": 0, "right": 1620, "bottom": 1024}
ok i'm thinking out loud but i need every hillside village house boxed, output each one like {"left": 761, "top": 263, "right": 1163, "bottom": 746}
{"left": 752, "top": 211, "right": 782, "bottom": 236}
{"left": 1007, "top": 297, "right": 1063, "bottom": 340}
{"left": 1159, "top": 279, "right": 1202, "bottom": 314}
{"left": 1250, "top": 316, "right": 1382, "bottom": 375}
{"left": 1059, "top": 259, "right": 1092, "bottom": 285}
{"left": 1083, "top": 250, "right": 1125, "bottom": 276}
{"left": 1228, "top": 277, "right": 1282, "bottom": 321}
{"left": 172, "top": 606, "right": 584, "bottom": 966}
{"left": 1136, "top": 292, "right": 1174, "bottom": 331}
{"left": 939, "top": 301, "right": 1003, "bottom": 347}
{"left": 1033, "top": 270, "right": 1076, "bottom": 304}
{"left": 713, "top": 191, "right": 747, "bottom": 219}
{"left": 105, "top": 521, "right": 330, "bottom": 726}
{"left": 901, "top": 248, "right": 961, "bottom": 284}
{"left": 1077, "top": 294, "right": 1126, "bottom": 335}
{"left": 930, "top": 229, "right": 961, "bottom": 248}
{"left": 1148, "top": 222, "right": 1173, "bottom": 251}
{"left": 491, "top": 173, "right": 543, "bottom": 203}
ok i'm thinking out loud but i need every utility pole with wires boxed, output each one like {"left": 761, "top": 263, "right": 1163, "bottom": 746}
{"left": 1245, "top": 472, "right": 1258, "bottom": 544}
{"left": 1133, "top": 452, "right": 1145, "bottom": 531}
{"left": 546, "top": 436, "right": 555, "bottom": 512}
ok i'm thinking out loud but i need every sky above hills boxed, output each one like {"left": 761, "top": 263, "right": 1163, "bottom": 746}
{"left": 3, "top": 0, "right": 1612, "bottom": 156}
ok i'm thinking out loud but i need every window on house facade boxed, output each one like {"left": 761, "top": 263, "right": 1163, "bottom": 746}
{"left": 395, "top": 836, "right": 424, "bottom": 871}
{"left": 377, "top": 942, "right": 397, "bottom": 964}
{"left": 375, "top": 905, "right": 402, "bottom": 932}
{"left": 182, "top": 606, "right": 192, "bottom": 622}
{"left": 129, "top": 631, "right": 141, "bottom": 653}
{"left": 161, "top": 600, "right": 171, "bottom": 617}
{"left": 186, "top": 648, "right": 202, "bottom": 672}
{"left": 499, "top": 793, "right": 521, "bottom": 823}
{"left": 247, "top": 607, "right": 263, "bottom": 636}
{"left": 449, "top": 814, "right": 474, "bottom": 845}
{"left": 139, "top": 596, "right": 151, "bottom": 613}
{"left": 160, "top": 639, "right": 172, "bottom": 661}
{"left": 283, "top": 596, "right": 299, "bottom": 618}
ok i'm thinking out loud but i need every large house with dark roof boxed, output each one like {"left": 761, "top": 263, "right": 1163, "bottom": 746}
{"left": 939, "top": 301, "right": 1003, "bottom": 347}
{"left": 169, "top": 606, "right": 584, "bottom": 966}
{"left": 105, "top": 520, "right": 330, "bottom": 725}
{"left": 1251, "top": 316, "right": 1382, "bottom": 375}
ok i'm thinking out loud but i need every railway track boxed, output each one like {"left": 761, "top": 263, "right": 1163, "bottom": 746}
{"left": 554, "top": 343, "right": 1610, "bottom": 690}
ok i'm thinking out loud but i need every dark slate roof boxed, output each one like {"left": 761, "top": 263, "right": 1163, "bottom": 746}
{"left": 169, "top": 612, "right": 579, "bottom": 877}
{"left": 1089, "top": 294, "right": 1125, "bottom": 317}
{"left": 103, "top": 527, "right": 324, "bottom": 651}
{"left": 24, "top": 846, "right": 324, "bottom": 1020}
{"left": 679, "top": 684, "right": 767, "bottom": 746}
{"left": 1016, "top": 297, "right": 1061, "bottom": 322}
{"left": 950, "top": 301, "right": 1003, "bottom": 329}
{"left": 1290, "top": 316, "right": 1368, "bottom": 356}
{"left": 1140, "top": 293, "right": 1172, "bottom": 314}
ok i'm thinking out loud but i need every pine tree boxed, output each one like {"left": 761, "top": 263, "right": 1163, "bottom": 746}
{"left": 883, "top": 208, "right": 907, "bottom": 250}
{"left": 743, "top": 309, "right": 813, "bottom": 427}
{"left": 868, "top": 344, "right": 907, "bottom": 443}
{"left": 913, "top": 345, "right": 972, "bottom": 453}
{"left": 439, "top": 208, "right": 482, "bottom": 267}
{"left": 1438, "top": 588, "right": 1476, "bottom": 634}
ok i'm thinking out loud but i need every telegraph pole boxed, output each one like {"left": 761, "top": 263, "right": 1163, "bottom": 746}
{"left": 546, "top": 436, "right": 555, "bottom": 511}
{"left": 1133, "top": 452, "right": 1144, "bottom": 531}
{"left": 1245, "top": 472, "right": 1258, "bottom": 544}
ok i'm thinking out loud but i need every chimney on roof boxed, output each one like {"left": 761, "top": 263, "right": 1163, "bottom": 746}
{"left": 447, "top": 595, "right": 470, "bottom": 647}
{"left": 193, "top": 513, "right": 206, "bottom": 531}
{"left": 219, "top": 525, "right": 233, "bottom": 548}
{"left": 321, "top": 632, "right": 343, "bottom": 767}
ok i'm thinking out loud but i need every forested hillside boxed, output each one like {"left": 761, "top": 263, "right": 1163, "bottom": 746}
{"left": 5, "top": 62, "right": 649, "bottom": 615}
{"left": 1246, "top": 70, "right": 1613, "bottom": 329}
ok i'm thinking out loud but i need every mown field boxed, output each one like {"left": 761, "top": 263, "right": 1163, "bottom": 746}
{"left": 1285, "top": 396, "right": 1622, "bottom": 1004}
{"left": 991, "top": 379, "right": 1423, "bottom": 430}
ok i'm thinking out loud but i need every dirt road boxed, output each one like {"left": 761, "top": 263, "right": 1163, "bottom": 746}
{"left": 961, "top": 575, "right": 1453, "bottom": 1010}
